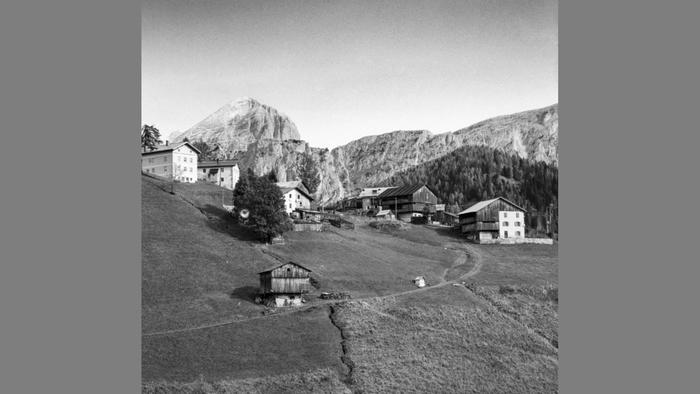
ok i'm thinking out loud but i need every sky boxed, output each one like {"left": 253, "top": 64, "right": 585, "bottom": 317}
{"left": 142, "top": 0, "right": 558, "bottom": 148}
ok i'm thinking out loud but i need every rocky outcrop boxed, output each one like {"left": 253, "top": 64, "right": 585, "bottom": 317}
{"left": 172, "top": 97, "right": 301, "bottom": 158}
{"left": 173, "top": 98, "right": 558, "bottom": 206}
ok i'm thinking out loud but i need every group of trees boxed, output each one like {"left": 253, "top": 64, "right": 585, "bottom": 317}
{"left": 141, "top": 124, "right": 162, "bottom": 152}
{"left": 232, "top": 169, "right": 292, "bottom": 242}
{"left": 382, "top": 145, "right": 559, "bottom": 221}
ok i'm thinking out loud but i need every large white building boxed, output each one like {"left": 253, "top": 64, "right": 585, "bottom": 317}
{"left": 141, "top": 141, "right": 200, "bottom": 183}
{"left": 276, "top": 181, "right": 313, "bottom": 215}
{"left": 457, "top": 197, "right": 526, "bottom": 242}
{"left": 197, "top": 160, "right": 240, "bottom": 190}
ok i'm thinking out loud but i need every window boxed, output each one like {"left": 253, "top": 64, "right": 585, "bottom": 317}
{"left": 515, "top": 221, "right": 520, "bottom": 227}
{"left": 516, "top": 231, "right": 521, "bottom": 236}
{"left": 220, "top": 177, "right": 224, "bottom": 182}
{"left": 503, "top": 212, "right": 507, "bottom": 217}
{"left": 289, "top": 193, "right": 292, "bottom": 198}
{"left": 504, "top": 230, "right": 509, "bottom": 238}
{"left": 503, "top": 221, "right": 509, "bottom": 226}
{"left": 289, "top": 204, "right": 292, "bottom": 209}
{"left": 164, "top": 167, "right": 168, "bottom": 172}
{"left": 516, "top": 212, "right": 519, "bottom": 218}
{"left": 203, "top": 169, "right": 206, "bottom": 173}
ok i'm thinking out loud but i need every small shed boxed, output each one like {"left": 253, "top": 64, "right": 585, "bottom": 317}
{"left": 412, "top": 276, "right": 426, "bottom": 288}
{"left": 258, "top": 262, "right": 312, "bottom": 307}
{"left": 374, "top": 209, "right": 395, "bottom": 220}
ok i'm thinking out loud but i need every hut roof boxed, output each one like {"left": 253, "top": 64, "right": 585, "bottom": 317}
{"left": 141, "top": 141, "right": 201, "bottom": 155}
{"left": 258, "top": 261, "right": 312, "bottom": 274}
{"left": 378, "top": 184, "right": 427, "bottom": 198}
{"left": 457, "top": 197, "right": 526, "bottom": 215}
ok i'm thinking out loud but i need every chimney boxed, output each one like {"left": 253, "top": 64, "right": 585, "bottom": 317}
{"left": 165, "top": 140, "right": 169, "bottom": 146}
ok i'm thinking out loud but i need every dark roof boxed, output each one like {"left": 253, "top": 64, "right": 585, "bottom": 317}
{"left": 277, "top": 181, "right": 314, "bottom": 201}
{"left": 141, "top": 141, "right": 201, "bottom": 156}
{"left": 378, "top": 184, "right": 430, "bottom": 199}
{"left": 258, "top": 261, "right": 312, "bottom": 274}
{"left": 197, "top": 160, "right": 238, "bottom": 168}
{"left": 457, "top": 197, "right": 526, "bottom": 215}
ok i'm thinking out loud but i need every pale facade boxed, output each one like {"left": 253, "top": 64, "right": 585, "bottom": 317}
{"left": 498, "top": 210, "right": 525, "bottom": 239}
{"left": 197, "top": 160, "right": 240, "bottom": 190}
{"left": 141, "top": 142, "right": 200, "bottom": 183}
{"left": 281, "top": 187, "right": 312, "bottom": 214}
{"left": 276, "top": 181, "right": 313, "bottom": 215}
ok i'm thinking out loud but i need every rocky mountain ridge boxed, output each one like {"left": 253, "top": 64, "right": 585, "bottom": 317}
{"left": 172, "top": 98, "right": 558, "bottom": 205}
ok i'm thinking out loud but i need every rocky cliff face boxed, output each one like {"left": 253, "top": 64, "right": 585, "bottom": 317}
{"left": 171, "top": 97, "right": 301, "bottom": 158}
{"left": 175, "top": 98, "right": 558, "bottom": 206}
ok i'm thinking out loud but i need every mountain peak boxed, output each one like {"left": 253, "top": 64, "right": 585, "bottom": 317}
{"left": 172, "top": 98, "right": 301, "bottom": 157}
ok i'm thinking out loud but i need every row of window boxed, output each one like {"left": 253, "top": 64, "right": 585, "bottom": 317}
{"left": 502, "top": 212, "right": 520, "bottom": 218}
{"left": 502, "top": 221, "right": 522, "bottom": 227}
{"left": 143, "top": 155, "right": 193, "bottom": 164}
{"left": 503, "top": 230, "right": 522, "bottom": 238}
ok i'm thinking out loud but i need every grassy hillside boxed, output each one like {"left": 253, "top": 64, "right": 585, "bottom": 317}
{"left": 142, "top": 174, "right": 558, "bottom": 391}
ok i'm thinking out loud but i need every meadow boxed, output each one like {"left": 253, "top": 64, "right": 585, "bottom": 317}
{"left": 141, "top": 175, "right": 558, "bottom": 392}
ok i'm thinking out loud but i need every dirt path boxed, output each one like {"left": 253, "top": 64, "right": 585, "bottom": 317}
{"left": 143, "top": 242, "right": 485, "bottom": 337}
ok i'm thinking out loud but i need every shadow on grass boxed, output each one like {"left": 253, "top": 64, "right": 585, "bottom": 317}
{"left": 201, "top": 204, "right": 262, "bottom": 243}
{"left": 230, "top": 286, "right": 260, "bottom": 304}
{"left": 432, "top": 225, "right": 467, "bottom": 241}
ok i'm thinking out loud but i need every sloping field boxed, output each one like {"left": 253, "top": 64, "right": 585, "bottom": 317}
{"left": 142, "top": 174, "right": 558, "bottom": 391}
{"left": 266, "top": 225, "right": 465, "bottom": 298}
{"left": 142, "top": 175, "right": 273, "bottom": 333}
{"left": 143, "top": 305, "right": 345, "bottom": 383}
{"left": 468, "top": 243, "right": 558, "bottom": 286}
{"left": 332, "top": 285, "right": 558, "bottom": 393}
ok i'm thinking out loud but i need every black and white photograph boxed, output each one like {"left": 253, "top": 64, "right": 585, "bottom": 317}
{"left": 141, "top": 0, "right": 558, "bottom": 392}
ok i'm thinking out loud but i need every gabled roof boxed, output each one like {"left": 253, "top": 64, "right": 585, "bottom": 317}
{"left": 276, "top": 181, "right": 314, "bottom": 201}
{"left": 197, "top": 160, "right": 238, "bottom": 168}
{"left": 141, "top": 141, "right": 201, "bottom": 156}
{"left": 258, "top": 261, "right": 312, "bottom": 274}
{"left": 358, "top": 186, "right": 396, "bottom": 198}
{"left": 457, "top": 197, "right": 526, "bottom": 215}
{"left": 378, "top": 184, "right": 431, "bottom": 199}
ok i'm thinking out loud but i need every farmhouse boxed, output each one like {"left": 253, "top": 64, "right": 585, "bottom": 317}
{"left": 258, "top": 262, "right": 312, "bottom": 307}
{"left": 141, "top": 141, "right": 200, "bottom": 183}
{"left": 197, "top": 159, "right": 240, "bottom": 190}
{"left": 358, "top": 186, "right": 396, "bottom": 211}
{"left": 435, "top": 211, "right": 460, "bottom": 227}
{"left": 377, "top": 184, "right": 439, "bottom": 222}
{"left": 458, "top": 197, "right": 526, "bottom": 242}
{"left": 276, "top": 181, "right": 313, "bottom": 215}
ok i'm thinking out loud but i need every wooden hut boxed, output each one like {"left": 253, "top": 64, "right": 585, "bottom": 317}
{"left": 377, "top": 184, "right": 439, "bottom": 222}
{"left": 258, "top": 262, "right": 312, "bottom": 307}
{"left": 457, "top": 197, "right": 526, "bottom": 243}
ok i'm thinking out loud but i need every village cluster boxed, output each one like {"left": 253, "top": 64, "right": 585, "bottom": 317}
{"left": 141, "top": 140, "right": 552, "bottom": 244}
{"left": 142, "top": 141, "right": 551, "bottom": 307}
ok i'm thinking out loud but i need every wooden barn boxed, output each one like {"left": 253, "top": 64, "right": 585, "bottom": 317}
{"left": 458, "top": 197, "right": 526, "bottom": 242}
{"left": 258, "top": 262, "right": 312, "bottom": 307}
{"left": 377, "top": 184, "right": 439, "bottom": 222}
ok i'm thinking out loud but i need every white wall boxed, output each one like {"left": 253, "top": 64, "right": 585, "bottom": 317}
{"left": 282, "top": 189, "right": 311, "bottom": 214}
{"left": 172, "top": 146, "right": 198, "bottom": 183}
{"left": 498, "top": 210, "right": 525, "bottom": 238}
{"left": 141, "top": 152, "right": 172, "bottom": 178}
{"left": 198, "top": 165, "right": 240, "bottom": 190}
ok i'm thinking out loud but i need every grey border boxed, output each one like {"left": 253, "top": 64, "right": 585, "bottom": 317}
{"left": 1, "top": 0, "right": 700, "bottom": 393}
{"left": 0, "top": 0, "right": 141, "bottom": 393}
{"left": 560, "top": 0, "right": 700, "bottom": 393}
